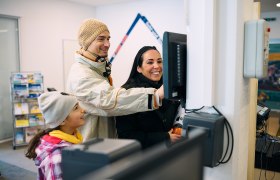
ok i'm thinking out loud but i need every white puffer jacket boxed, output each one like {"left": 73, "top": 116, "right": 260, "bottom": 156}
{"left": 67, "top": 53, "right": 158, "bottom": 141}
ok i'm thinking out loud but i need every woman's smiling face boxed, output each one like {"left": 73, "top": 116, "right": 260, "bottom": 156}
{"left": 137, "top": 49, "right": 163, "bottom": 82}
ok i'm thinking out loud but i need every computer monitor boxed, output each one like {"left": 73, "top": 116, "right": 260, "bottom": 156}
{"left": 163, "top": 31, "right": 187, "bottom": 108}
{"left": 62, "top": 138, "right": 141, "bottom": 180}
{"left": 80, "top": 128, "right": 207, "bottom": 180}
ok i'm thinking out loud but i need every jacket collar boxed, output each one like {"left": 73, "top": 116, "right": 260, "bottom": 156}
{"left": 42, "top": 134, "right": 62, "bottom": 144}
{"left": 75, "top": 53, "right": 106, "bottom": 75}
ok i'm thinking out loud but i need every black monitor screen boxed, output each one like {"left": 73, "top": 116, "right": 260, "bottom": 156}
{"left": 163, "top": 31, "right": 187, "bottom": 107}
{"left": 80, "top": 128, "right": 207, "bottom": 180}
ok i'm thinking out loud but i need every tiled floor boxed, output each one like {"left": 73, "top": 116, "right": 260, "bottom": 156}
{"left": 0, "top": 140, "right": 37, "bottom": 173}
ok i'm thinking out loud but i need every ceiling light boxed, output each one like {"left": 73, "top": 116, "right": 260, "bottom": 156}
{"left": 277, "top": 3, "right": 280, "bottom": 7}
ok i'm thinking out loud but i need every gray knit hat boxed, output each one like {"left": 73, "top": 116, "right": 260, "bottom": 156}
{"left": 38, "top": 92, "right": 78, "bottom": 128}
{"left": 78, "top": 18, "right": 109, "bottom": 50}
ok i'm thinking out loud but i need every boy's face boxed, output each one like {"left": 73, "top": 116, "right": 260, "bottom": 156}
{"left": 64, "top": 104, "right": 85, "bottom": 129}
{"left": 87, "top": 31, "right": 110, "bottom": 58}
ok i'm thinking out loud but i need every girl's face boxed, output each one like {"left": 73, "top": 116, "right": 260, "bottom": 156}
{"left": 64, "top": 104, "right": 85, "bottom": 129}
{"left": 137, "top": 49, "right": 163, "bottom": 82}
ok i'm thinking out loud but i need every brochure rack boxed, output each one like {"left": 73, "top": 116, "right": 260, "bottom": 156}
{"left": 10, "top": 72, "right": 45, "bottom": 149}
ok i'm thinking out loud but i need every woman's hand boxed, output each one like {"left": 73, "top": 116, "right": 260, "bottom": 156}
{"left": 168, "top": 129, "right": 181, "bottom": 143}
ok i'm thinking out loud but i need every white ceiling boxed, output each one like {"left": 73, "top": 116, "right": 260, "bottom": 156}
{"left": 65, "top": 0, "right": 138, "bottom": 6}
{"left": 65, "top": 0, "right": 280, "bottom": 12}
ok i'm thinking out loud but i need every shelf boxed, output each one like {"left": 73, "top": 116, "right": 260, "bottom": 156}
{"left": 10, "top": 72, "right": 45, "bottom": 149}
{"left": 13, "top": 142, "right": 28, "bottom": 146}
{"left": 15, "top": 124, "right": 45, "bottom": 128}
{"left": 29, "top": 112, "right": 42, "bottom": 115}
{"left": 12, "top": 98, "right": 38, "bottom": 102}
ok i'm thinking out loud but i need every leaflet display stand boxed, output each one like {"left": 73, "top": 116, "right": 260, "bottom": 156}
{"left": 10, "top": 72, "right": 45, "bottom": 149}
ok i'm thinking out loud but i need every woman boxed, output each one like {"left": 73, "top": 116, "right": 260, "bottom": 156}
{"left": 116, "top": 46, "right": 181, "bottom": 149}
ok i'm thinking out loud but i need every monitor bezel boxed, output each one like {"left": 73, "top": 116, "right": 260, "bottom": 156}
{"left": 162, "top": 31, "right": 187, "bottom": 107}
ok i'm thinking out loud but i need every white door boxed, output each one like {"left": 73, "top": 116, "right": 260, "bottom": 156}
{"left": 0, "top": 15, "right": 20, "bottom": 141}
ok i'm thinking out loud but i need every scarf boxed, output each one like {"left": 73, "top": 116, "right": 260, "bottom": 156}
{"left": 77, "top": 49, "right": 111, "bottom": 77}
{"left": 123, "top": 73, "right": 162, "bottom": 89}
{"left": 77, "top": 49, "right": 113, "bottom": 86}
{"left": 49, "top": 130, "right": 83, "bottom": 144}
{"left": 137, "top": 73, "right": 162, "bottom": 89}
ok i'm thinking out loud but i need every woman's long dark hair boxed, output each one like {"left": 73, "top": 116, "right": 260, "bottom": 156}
{"left": 25, "top": 127, "right": 59, "bottom": 160}
{"left": 123, "top": 46, "right": 161, "bottom": 88}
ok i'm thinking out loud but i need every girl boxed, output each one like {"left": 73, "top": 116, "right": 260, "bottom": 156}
{"left": 25, "top": 91, "right": 85, "bottom": 180}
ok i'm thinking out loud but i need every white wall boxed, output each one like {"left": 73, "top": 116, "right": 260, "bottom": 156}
{"left": 261, "top": 11, "right": 280, "bottom": 39}
{"left": 0, "top": 0, "right": 96, "bottom": 91}
{"left": 187, "top": 0, "right": 260, "bottom": 179}
{"left": 186, "top": 0, "right": 215, "bottom": 107}
{"left": 95, "top": 0, "right": 186, "bottom": 87}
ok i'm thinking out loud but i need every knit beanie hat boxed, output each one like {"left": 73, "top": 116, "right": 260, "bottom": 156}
{"left": 38, "top": 92, "right": 78, "bottom": 128}
{"left": 78, "top": 18, "right": 109, "bottom": 50}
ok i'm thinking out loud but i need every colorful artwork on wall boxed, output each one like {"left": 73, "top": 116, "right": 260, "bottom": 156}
{"left": 258, "top": 39, "right": 280, "bottom": 110}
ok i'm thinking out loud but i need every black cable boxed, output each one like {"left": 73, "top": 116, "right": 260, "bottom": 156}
{"left": 222, "top": 120, "right": 230, "bottom": 161}
{"left": 221, "top": 120, "right": 231, "bottom": 163}
{"left": 215, "top": 117, "right": 230, "bottom": 166}
{"left": 212, "top": 106, "right": 230, "bottom": 164}
{"left": 212, "top": 106, "right": 234, "bottom": 165}
{"left": 220, "top": 119, "right": 234, "bottom": 164}
{"left": 185, "top": 106, "right": 205, "bottom": 113}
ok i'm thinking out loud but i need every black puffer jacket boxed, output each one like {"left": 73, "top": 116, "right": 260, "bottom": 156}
{"left": 116, "top": 74, "right": 180, "bottom": 149}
